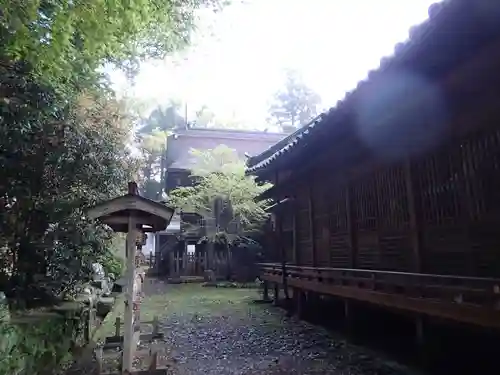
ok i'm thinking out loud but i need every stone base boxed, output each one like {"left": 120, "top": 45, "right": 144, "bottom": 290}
{"left": 103, "top": 332, "right": 164, "bottom": 349}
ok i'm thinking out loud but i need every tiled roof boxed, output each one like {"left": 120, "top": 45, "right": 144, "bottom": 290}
{"left": 246, "top": 0, "right": 500, "bottom": 175}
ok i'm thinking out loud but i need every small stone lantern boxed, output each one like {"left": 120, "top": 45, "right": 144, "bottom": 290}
{"left": 87, "top": 181, "right": 174, "bottom": 373}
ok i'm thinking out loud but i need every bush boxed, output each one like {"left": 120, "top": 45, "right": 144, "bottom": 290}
{"left": 0, "top": 316, "right": 83, "bottom": 375}
{"left": 98, "top": 250, "right": 125, "bottom": 279}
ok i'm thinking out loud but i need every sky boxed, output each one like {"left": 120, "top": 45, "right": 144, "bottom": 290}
{"left": 110, "top": 0, "right": 438, "bottom": 129}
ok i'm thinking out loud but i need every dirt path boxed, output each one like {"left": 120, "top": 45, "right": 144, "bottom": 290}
{"left": 135, "top": 279, "right": 418, "bottom": 375}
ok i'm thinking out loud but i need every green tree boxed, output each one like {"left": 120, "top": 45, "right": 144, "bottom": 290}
{"left": 169, "top": 145, "right": 271, "bottom": 239}
{"left": 137, "top": 101, "right": 186, "bottom": 198}
{"left": 194, "top": 105, "right": 217, "bottom": 128}
{"left": 0, "top": 1, "right": 226, "bottom": 372}
{"left": 193, "top": 106, "right": 250, "bottom": 130}
{"left": 137, "top": 129, "right": 169, "bottom": 199}
{"left": 0, "top": 59, "right": 138, "bottom": 305}
{"left": 139, "top": 100, "right": 186, "bottom": 133}
{"left": 168, "top": 146, "right": 271, "bottom": 279}
{"left": 0, "top": 0, "right": 227, "bottom": 91}
{"left": 268, "top": 68, "right": 321, "bottom": 133}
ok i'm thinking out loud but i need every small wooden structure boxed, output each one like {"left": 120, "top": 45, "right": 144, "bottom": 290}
{"left": 155, "top": 128, "right": 286, "bottom": 276}
{"left": 87, "top": 182, "right": 174, "bottom": 374}
{"left": 247, "top": 0, "right": 500, "bottom": 336}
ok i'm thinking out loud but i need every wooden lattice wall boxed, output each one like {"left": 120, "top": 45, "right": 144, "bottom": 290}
{"left": 413, "top": 128, "right": 500, "bottom": 276}
{"left": 274, "top": 39, "right": 500, "bottom": 276}
{"left": 350, "top": 165, "right": 412, "bottom": 271}
{"left": 283, "top": 126, "right": 500, "bottom": 277}
{"left": 280, "top": 205, "right": 294, "bottom": 263}
{"left": 296, "top": 185, "right": 314, "bottom": 266}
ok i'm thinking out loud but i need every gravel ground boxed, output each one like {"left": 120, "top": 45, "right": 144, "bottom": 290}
{"left": 139, "top": 279, "right": 420, "bottom": 375}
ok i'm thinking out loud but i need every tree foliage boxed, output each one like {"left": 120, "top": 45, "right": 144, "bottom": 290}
{"left": 0, "top": 315, "right": 83, "bottom": 375}
{"left": 192, "top": 105, "right": 249, "bottom": 130}
{"left": 0, "top": 59, "right": 138, "bottom": 305}
{"left": 136, "top": 101, "right": 186, "bottom": 199}
{"left": 268, "top": 69, "right": 321, "bottom": 133}
{"left": 0, "top": 0, "right": 227, "bottom": 90}
{"left": 168, "top": 145, "right": 271, "bottom": 239}
{"left": 0, "top": 1, "right": 225, "bottom": 373}
{"left": 140, "top": 100, "right": 186, "bottom": 134}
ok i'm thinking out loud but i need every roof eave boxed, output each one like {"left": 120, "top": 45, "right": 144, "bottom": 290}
{"left": 245, "top": 0, "right": 452, "bottom": 176}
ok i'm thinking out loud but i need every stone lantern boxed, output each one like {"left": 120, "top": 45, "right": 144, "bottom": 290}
{"left": 87, "top": 182, "right": 174, "bottom": 373}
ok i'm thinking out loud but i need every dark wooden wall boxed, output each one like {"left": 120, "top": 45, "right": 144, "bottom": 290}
{"left": 413, "top": 130, "right": 500, "bottom": 276}
{"left": 276, "top": 39, "right": 500, "bottom": 278}
{"left": 165, "top": 170, "right": 193, "bottom": 194}
{"left": 283, "top": 127, "right": 500, "bottom": 277}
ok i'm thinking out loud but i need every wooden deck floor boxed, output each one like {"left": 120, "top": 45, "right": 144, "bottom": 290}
{"left": 260, "top": 263, "right": 500, "bottom": 329}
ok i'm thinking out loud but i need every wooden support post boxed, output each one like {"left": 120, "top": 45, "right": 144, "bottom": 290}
{"left": 123, "top": 216, "right": 137, "bottom": 374}
{"left": 148, "top": 344, "right": 159, "bottom": 371}
{"left": 263, "top": 280, "right": 270, "bottom": 301}
{"left": 154, "top": 233, "right": 160, "bottom": 274}
{"left": 277, "top": 208, "right": 289, "bottom": 300}
{"left": 292, "top": 195, "right": 298, "bottom": 265}
{"left": 404, "top": 158, "right": 422, "bottom": 273}
{"left": 152, "top": 316, "right": 159, "bottom": 337}
{"left": 344, "top": 300, "right": 352, "bottom": 334}
{"left": 415, "top": 315, "right": 425, "bottom": 347}
{"left": 182, "top": 241, "right": 188, "bottom": 275}
{"left": 295, "top": 289, "right": 305, "bottom": 319}
{"left": 309, "top": 292, "right": 320, "bottom": 316}
{"left": 115, "top": 317, "right": 121, "bottom": 338}
{"left": 273, "top": 283, "right": 279, "bottom": 305}
{"left": 95, "top": 346, "right": 103, "bottom": 374}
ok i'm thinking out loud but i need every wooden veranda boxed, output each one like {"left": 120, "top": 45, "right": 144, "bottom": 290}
{"left": 260, "top": 263, "right": 500, "bottom": 329}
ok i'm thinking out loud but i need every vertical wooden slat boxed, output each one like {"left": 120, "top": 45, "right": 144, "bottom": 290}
{"left": 277, "top": 205, "right": 290, "bottom": 299}
{"left": 292, "top": 195, "right": 298, "bottom": 264}
{"left": 346, "top": 182, "right": 357, "bottom": 268}
{"left": 404, "top": 158, "right": 422, "bottom": 273}
{"left": 308, "top": 184, "right": 317, "bottom": 266}
{"left": 182, "top": 241, "right": 187, "bottom": 273}
{"left": 169, "top": 250, "right": 174, "bottom": 275}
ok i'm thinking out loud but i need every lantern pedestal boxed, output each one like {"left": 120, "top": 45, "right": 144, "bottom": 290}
{"left": 87, "top": 182, "right": 174, "bottom": 374}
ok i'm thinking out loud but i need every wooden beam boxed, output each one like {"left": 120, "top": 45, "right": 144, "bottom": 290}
{"left": 263, "top": 274, "right": 500, "bottom": 329}
{"left": 404, "top": 158, "right": 422, "bottom": 273}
